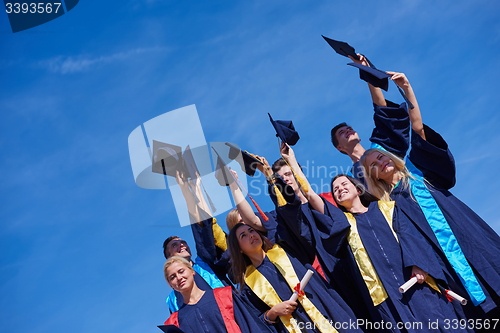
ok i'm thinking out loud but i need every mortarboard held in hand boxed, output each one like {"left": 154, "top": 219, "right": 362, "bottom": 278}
{"left": 152, "top": 140, "right": 186, "bottom": 177}
{"left": 225, "top": 142, "right": 264, "bottom": 177}
{"left": 322, "top": 35, "right": 380, "bottom": 81}
{"left": 322, "top": 35, "right": 360, "bottom": 60}
{"left": 268, "top": 113, "right": 300, "bottom": 146}
{"left": 212, "top": 148, "right": 235, "bottom": 187}
{"left": 347, "top": 62, "right": 415, "bottom": 109}
{"left": 347, "top": 62, "right": 391, "bottom": 91}
{"left": 183, "top": 144, "right": 217, "bottom": 211}
{"left": 322, "top": 35, "right": 378, "bottom": 68}
{"left": 182, "top": 145, "right": 200, "bottom": 180}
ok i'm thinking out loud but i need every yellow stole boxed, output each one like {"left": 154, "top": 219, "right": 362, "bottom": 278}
{"left": 345, "top": 202, "right": 439, "bottom": 305}
{"left": 344, "top": 211, "right": 389, "bottom": 306}
{"left": 210, "top": 218, "right": 228, "bottom": 252}
{"left": 244, "top": 245, "right": 338, "bottom": 333}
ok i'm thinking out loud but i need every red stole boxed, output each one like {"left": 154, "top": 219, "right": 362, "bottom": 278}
{"left": 164, "top": 287, "right": 241, "bottom": 333}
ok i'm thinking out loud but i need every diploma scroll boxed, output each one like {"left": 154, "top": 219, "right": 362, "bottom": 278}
{"left": 289, "top": 269, "right": 314, "bottom": 302}
{"left": 444, "top": 289, "right": 468, "bottom": 305}
{"left": 399, "top": 276, "right": 417, "bottom": 293}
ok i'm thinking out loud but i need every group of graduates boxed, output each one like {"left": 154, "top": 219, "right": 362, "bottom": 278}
{"left": 156, "top": 39, "right": 500, "bottom": 333}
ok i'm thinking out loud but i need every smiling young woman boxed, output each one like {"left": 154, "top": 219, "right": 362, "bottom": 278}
{"left": 359, "top": 72, "right": 500, "bottom": 319}
{"left": 163, "top": 256, "right": 272, "bottom": 333}
{"left": 227, "top": 223, "right": 363, "bottom": 333}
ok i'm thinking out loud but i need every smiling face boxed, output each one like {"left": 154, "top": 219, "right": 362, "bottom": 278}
{"left": 165, "top": 238, "right": 192, "bottom": 260}
{"left": 364, "top": 151, "right": 397, "bottom": 183}
{"left": 165, "top": 260, "right": 195, "bottom": 292}
{"left": 236, "top": 224, "right": 263, "bottom": 255}
{"left": 335, "top": 125, "right": 360, "bottom": 152}
{"left": 332, "top": 176, "right": 360, "bottom": 207}
{"left": 275, "top": 165, "right": 298, "bottom": 191}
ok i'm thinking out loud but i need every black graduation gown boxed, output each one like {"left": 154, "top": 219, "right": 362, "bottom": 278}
{"left": 392, "top": 125, "right": 500, "bottom": 315}
{"left": 240, "top": 254, "right": 363, "bottom": 333}
{"left": 166, "top": 288, "right": 274, "bottom": 333}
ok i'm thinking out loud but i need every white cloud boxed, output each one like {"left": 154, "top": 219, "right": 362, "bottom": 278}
{"left": 38, "top": 46, "right": 169, "bottom": 74}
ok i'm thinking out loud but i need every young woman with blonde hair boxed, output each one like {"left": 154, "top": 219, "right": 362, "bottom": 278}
{"left": 162, "top": 256, "right": 272, "bottom": 333}
{"left": 360, "top": 72, "right": 500, "bottom": 318}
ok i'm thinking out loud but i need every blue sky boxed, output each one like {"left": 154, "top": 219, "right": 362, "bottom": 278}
{"left": 1, "top": 1, "right": 500, "bottom": 332}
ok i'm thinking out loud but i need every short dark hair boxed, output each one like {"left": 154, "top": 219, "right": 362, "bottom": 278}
{"left": 271, "top": 158, "right": 303, "bottom": 174}
{"left": 271, "top": 158, "right": 287, "bottom": 173}
{"left": 163, "top": 236, "right": 180, "bottom": 259}
{"left": 330, "top": 123, "right": 349, "bottom": 155}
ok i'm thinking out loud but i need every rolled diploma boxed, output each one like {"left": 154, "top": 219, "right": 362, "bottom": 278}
{"left": 446, "top": 289, "right": 468, "bottom": 305}
{"left": 289, "top": 269, "right": 315, "bottom": 301}
{"left": 399, "top": 276, "right": 418, "bottom": 293}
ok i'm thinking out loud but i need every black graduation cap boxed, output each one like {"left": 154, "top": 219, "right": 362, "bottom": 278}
{"left": 268, "top": 113, "right": 300, "bottom": 146}
{"left": 348, "top": 63, "right": 415, "bottom": 109}
{"left": 225, "top": 142, "right": 263, "bottom": 177}
{"left": 152, "top": 140, "right": 184, "bottom": 177}
{"left": 347, "top": 62, "right": 391, "bottom": 91}
{"left": 212, "top": 148, "right": 235, "bottom": 186}
{"left": 157, "top": 325, "right": 185, "bottom": 333}
{"left": 182, "top": 145, "right": 199, "bottom": 180}
{"left": 322, "top": 35, "right": 360, "bottom": 60}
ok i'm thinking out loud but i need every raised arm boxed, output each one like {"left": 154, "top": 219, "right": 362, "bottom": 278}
{"left": 175, "top": 170, "right": 203, "bottom": 223}
{"left": 228, "top": 169, "right": 267, "bottom": 232}
{"left": 348, "top": 53, "right": 387, "bottom": 107}
{"left": 387, "top": 71, "right": 426, "bottom": 140}
{"left": 189, "top": 175, "right": 213, "bottom": 223}
{"left": 280, "top": 143, "right": 325, "bottom": 214}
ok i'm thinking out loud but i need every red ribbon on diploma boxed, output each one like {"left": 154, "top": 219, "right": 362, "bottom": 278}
{"left": 293, "top": 283, "right": 305, "bottom": 298}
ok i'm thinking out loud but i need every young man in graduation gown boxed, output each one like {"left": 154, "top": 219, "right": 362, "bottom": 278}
{"left": 330, "top": 54, "right": 411, "bottom": 184}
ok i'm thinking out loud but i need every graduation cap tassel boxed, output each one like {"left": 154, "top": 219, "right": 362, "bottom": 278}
{"left": 396, "top": 85, "right": 415, "bottom": 109}
{"left": 292, "top": 169, "right": 309, "bottom": 193}
{"left": 251, "top": 197, "right": 269, "bottom": 222}
{"left": 272, "top": 183, "right": 288, "bottom": 207}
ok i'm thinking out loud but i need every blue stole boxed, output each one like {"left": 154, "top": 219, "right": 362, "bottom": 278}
{"left": 166, "top": 257, "right": 225, "bottom": 312}
{"left": 369, "top": 142, "right": 486, "bottom": 305}
{"left": 404, "top": 159, "right": 486, "bottom": 305}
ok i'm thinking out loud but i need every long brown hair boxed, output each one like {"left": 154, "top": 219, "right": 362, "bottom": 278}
{"left": 227, "top": 222, "right": 273, "bottom": 290}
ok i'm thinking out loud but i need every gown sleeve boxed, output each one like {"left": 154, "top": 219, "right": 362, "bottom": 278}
{"left": 370, "top": 100, "right": 411, "bottom": 158}
{"left": 408, "top": 125, "right": 456, "bottom": 190}
{"left": 190, "top": 217, "right": 230, "bottom": 282}
{"left": 233, "top": 291, "right": 277, "bottom": 333}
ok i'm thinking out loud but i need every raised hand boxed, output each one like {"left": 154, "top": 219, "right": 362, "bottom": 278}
{"left": 348, "top": 53, "right": 370, "bottom": 67}
{"left": 387, "top": 71, "right": 411, "bottom": 91}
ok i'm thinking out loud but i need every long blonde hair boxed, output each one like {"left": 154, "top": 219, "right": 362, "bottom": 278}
{"left": 360, "top": 148, "right": 412, "bottom": 201}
